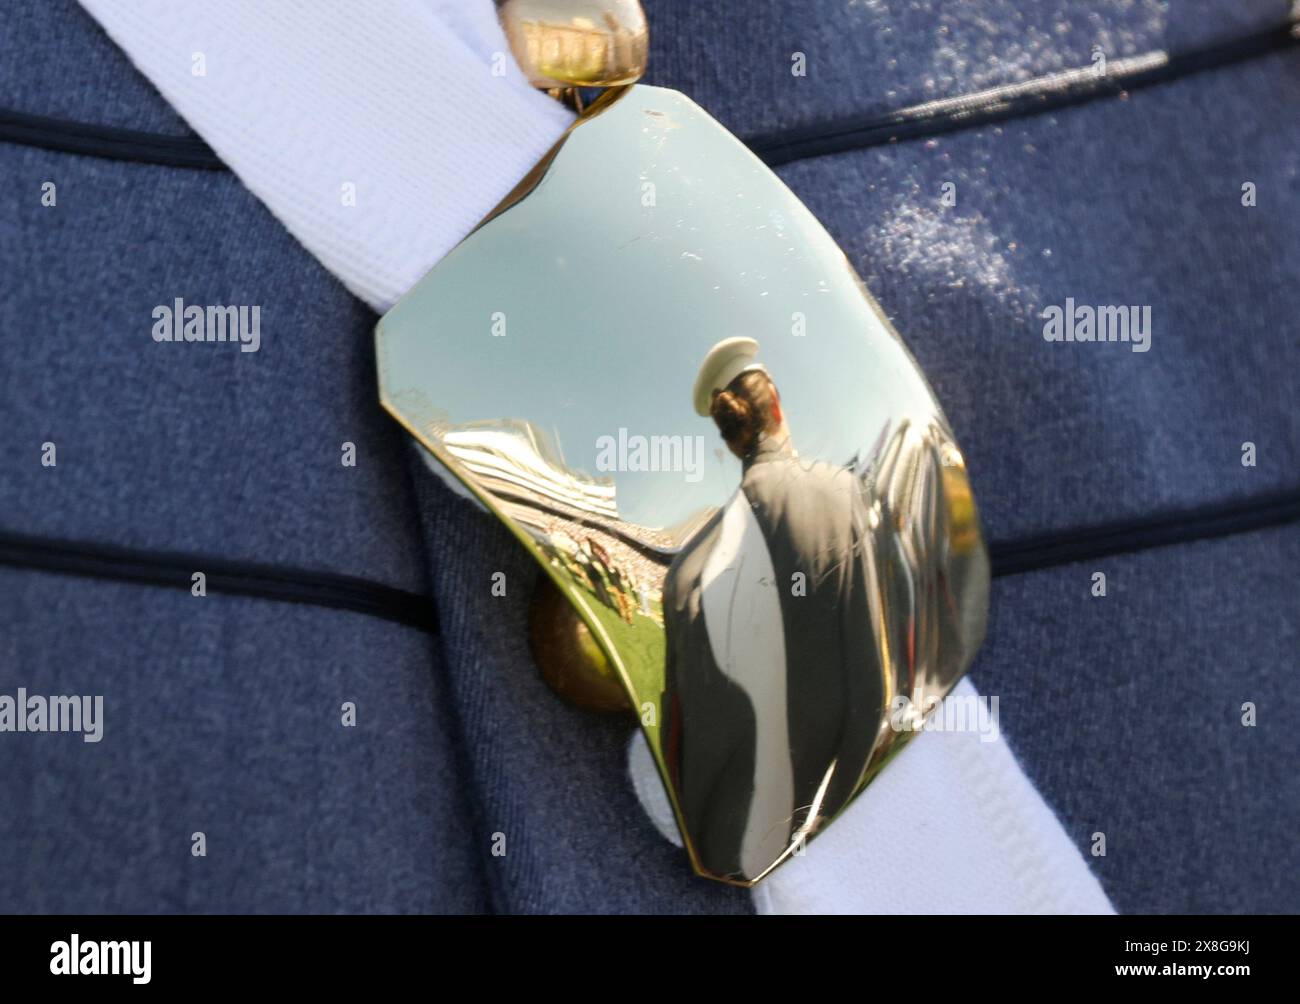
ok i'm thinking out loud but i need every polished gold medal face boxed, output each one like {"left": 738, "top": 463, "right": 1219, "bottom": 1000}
{"left": 376, "top": 84, "right": 989, "bottom": 885}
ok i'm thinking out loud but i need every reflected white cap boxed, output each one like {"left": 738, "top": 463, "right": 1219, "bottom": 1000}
{"left": 692, "top": 337, "right": 766, "bottom": 416}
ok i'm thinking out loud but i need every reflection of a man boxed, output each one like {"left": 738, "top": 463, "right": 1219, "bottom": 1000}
{"left": 661, "top": 338, "right": 886, "bottom": 881}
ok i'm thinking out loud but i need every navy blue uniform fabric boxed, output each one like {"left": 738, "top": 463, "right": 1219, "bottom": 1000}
{"left": 1, "top": 0, "right": 1297, "bottom": 912}
{"left": 644, "top": 0, "right": 1293, "bottom": 136}
{"left": 0, "top": 568, "right": 486, "bottom": 913}
{"left": 976, "top": 521, "right": 1300, "bottom": 914}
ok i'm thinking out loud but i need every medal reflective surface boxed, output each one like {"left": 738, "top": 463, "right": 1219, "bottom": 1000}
{"left": 376, "top": 82, "right": 990, "bottom": 885}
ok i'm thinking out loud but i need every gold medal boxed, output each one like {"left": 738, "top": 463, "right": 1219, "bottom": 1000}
{"left": 376, "top": 0, "right": 989, "bottom": 885}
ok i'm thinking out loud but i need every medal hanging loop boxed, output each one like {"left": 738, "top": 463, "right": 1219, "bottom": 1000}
{"left": 496, "top": 0, "right": 649, "bottom": 111}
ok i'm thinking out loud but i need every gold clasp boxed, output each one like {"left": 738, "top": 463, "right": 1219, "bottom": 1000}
{"left": 497, "top": 0, "right": 648, "bottom": 111}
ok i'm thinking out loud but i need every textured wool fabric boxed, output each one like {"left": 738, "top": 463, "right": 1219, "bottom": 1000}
{"left": 3, "top": 0, "right": 1297, "bottom": 913}
{"left": 0, "top": 140, "right": 428, "bottom": 590}
{"left": 69, "top": 0, "right": 1115, "bottom": 913}
{"left": 0, "top": 566, "right": 487, "bottom": 913}
{"left": 974, "top": 521, "right": 1300, "bottom": 915}
{"left": 641, "top": 0, "right": 1296, "bottom": 136}
{"left": 77, "top": 0, "right": 575, "bottom": 312}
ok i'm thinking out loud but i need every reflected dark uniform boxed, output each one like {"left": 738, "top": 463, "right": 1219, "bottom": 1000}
{"left": 661, "top": 435, "right": 886, "bottom": 880}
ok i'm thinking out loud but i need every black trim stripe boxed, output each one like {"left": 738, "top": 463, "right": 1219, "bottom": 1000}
{"left": 0, "top": 107, "right": 223, "bottom": 169}
{"left": 1, "top": 22, "right": 1296, "bottom": 171}
{"left": 1, "top": 490, "right": 1297, "bottom": 630}
{"left": 987, "top": 489, "right": 1300, "bottom": 578}
{"left": 747, "top": 20, "right": 1300, "bottom": 167}
{"left": 0, "top": 530, "right": 438, "bottom": 633}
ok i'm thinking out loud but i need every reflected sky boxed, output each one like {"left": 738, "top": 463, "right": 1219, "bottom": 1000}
{"left": 381, "top": 85, "right": 940, "bottom": 531}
